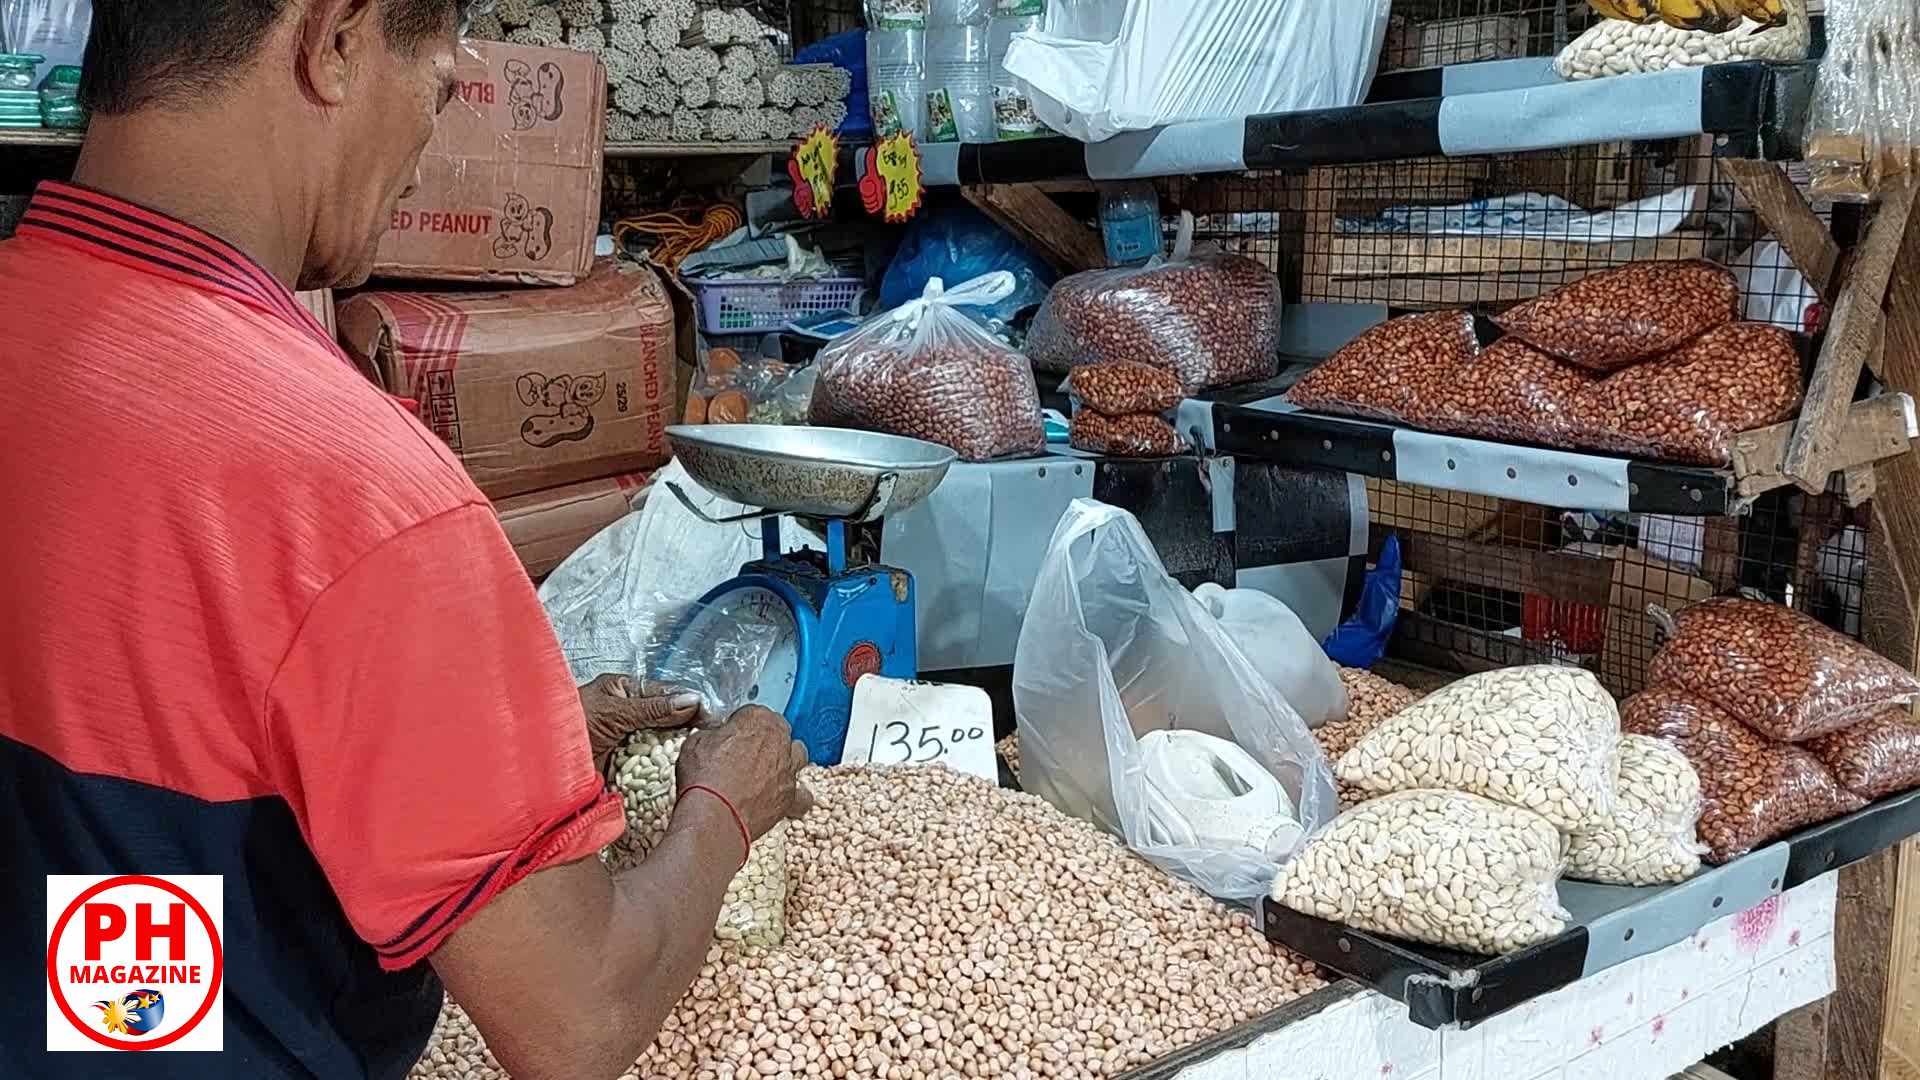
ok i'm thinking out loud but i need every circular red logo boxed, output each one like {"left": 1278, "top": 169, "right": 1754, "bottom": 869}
{"left": 47, "top": 875, "right": 224, "bottom": 1051}
{"left": 842, "top": 642, "right": 883, "bottom": 687}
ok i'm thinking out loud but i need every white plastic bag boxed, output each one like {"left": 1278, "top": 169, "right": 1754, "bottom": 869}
{"left": 1012, "top": 499, "right": 1337, "bottom": 901}
{"left": 1193, "top": 584, "right": 1348, "bottom": 729}
{"left": 1001, "top": 0, "right": 1391, "bottom": 144}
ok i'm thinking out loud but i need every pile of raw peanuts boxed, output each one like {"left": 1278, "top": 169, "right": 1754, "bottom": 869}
{"left": 410, "top": 765, "right": 1326, "bottom": 1080}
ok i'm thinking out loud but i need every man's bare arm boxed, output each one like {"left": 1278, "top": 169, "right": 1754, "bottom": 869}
{"left": 427, "top": 706, "right": 810, "bottom": 1080}
{"left": 429, "top": 796, "right": 741, "bottom": 1080}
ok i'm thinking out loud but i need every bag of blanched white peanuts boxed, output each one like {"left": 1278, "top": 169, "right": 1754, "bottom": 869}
{"left": 1564, "top": 734, "right": 1707, "bottom": 886}
{"left": 1335, "top": 665, "right": 1622, "bottom": 831}
{"left": 605, "top": 729, "right": 789, "bottom": 947}
{"left": 1272, "top": 789, "right": 1570, "bottom": 955}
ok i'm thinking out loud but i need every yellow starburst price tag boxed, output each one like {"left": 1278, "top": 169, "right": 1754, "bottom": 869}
{"left": 861, "top": 131, "right": 924, "bottom": 224}
{"left": 786, "top": 124, "right": 838, "bottom": 219}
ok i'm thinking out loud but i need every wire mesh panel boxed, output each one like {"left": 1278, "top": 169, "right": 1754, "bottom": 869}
{"left": 1382, "top": 0, "right": 1591, "bottom": 67}
{"left": 1363, "top": 481, "right": 1869, "bottom": 697}
{"left": 1165, "top": 133, "right": 1862, "bottom": 695}
{"left": 1165, "top": 142, "right": 1825, "bottom": 335}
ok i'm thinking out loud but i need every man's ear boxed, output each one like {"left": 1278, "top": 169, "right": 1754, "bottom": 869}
{"left": 296, "top": 0, "right": 381, "bottom": 107}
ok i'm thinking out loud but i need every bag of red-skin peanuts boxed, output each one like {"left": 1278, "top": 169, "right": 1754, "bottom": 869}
{"left": 1648, "top": 598, "right": 1920, "bottom": 742}
{"left": 1064, "top": 360, "right": 1185, "bottom": 417}
{"left": 1492, "top": 259, "right": 1741, "bottom": 373}
{"left": 1067, "top": 410, "right": 1187, "bottom": 457}
{"left": 1027, "top": 213, "right": 1283, "bottom": 393}
{"left": 1286, "top": 311, "right": 1484, "bottom": 427}
{"left": 1622, "top": 686, "right": 1865, "bottom": 864}
{"left": 1802, "top": 708, "right": 1920, "bottom": 800}
{"left": 809, "top": 272, "right": 1045, "bottom": 462}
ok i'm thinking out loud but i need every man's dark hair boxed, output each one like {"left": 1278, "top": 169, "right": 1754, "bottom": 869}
{"left": 81, "top": 0, "right": 472, "bottom": 114}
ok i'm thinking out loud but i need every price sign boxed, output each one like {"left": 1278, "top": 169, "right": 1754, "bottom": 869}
{"left": 786, "top": 124, "right": 838, "bottom": 219}
{"left": 860, "top": 131, "right": 924, "bottom": 223}
{"left": 844, "top": 675, "right": 997, "bottom": 782}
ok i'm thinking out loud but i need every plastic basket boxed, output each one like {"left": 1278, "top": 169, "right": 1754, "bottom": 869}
{"left": 692, "top": 276, "right": 866, "bottom": 334}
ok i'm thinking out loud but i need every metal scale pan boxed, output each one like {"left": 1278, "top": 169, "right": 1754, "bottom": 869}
{"left": 665, "top": 425, "right": 956, "bottom": 523}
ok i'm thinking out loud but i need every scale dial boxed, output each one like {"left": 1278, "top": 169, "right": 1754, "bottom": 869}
{"left": 667, "top": 584, "right": 802, "bottom": 713}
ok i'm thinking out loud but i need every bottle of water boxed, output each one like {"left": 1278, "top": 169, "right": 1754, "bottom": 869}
{"left": 1098, "top": 181, "right": 1163, "bottom": 267}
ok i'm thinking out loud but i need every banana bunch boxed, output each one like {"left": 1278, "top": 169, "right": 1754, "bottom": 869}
{"left": 1591, "top": 0, "right": 1786, "bottom": 30}
{"left": 1588, "top": 0, "right": 1658, "bottom": 22}
{"left": 1728, "top": 0, "right": 1788, "bottom": 28}
{"left": 1653, "top": 0, "right": 1743, "bottom": 32}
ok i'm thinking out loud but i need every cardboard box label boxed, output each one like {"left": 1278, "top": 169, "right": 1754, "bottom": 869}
{"left": 374, "top": 39, "right": 604, "bottom": 286}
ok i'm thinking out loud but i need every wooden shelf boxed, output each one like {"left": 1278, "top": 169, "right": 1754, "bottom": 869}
{"left": 0, "top": 128, "right": 83, "bottom": 148}
{"left": 0, "top": 132, "right": 795, "bottom": 158}
{"left": 604, "top": 139, "right": 791, "bottom": 158}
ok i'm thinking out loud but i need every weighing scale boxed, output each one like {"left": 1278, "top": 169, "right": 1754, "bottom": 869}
{"left": 657, "top": 425, "right": 957, "bottom": 764}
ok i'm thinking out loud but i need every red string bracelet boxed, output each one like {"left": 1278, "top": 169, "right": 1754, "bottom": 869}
{"left": 679, "top": 784, "right": 751, "bottom": 867}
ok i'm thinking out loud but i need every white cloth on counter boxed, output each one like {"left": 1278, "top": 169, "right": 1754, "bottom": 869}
{"left": 538, "top": 459, "right": 812, "bottom": 684}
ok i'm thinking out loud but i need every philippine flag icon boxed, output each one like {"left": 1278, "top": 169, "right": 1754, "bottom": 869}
{"left": 92, "top": 990, "right": 164, "bottom": 1037}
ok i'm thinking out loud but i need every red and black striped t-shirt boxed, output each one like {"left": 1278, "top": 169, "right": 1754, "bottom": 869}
{"left": 0, "top": 182, "right": 624, "bottom": 1077}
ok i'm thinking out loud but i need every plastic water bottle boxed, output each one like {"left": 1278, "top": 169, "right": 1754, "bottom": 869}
{"left": 1099, "top": 181, "right": 1162, "bottom": 267}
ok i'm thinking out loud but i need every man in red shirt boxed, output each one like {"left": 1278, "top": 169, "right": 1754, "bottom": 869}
{"left": 0, "top": 2, "right": 809, "bottom": 1078}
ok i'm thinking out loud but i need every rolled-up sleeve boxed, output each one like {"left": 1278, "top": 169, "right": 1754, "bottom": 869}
{"left": 263, "top": 504, "right": 625, "bottom": 970}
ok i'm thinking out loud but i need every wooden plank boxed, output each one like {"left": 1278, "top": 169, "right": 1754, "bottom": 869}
{"left": 1775, "top": 999, "right": 1833, "bottom": 1080}
{"left": 1732, "top": 393, "right": 1916, "bottom": 497}
{"left": 1785, "top": 186, "right": 1918, "bottom": 490}
{"left": 1723, "top": 158, "right": 1841, "bottom": 296}
{"left": 1834, "top": 851, "right": 1901, "bottom": 1080}
{"left": 1371, "top": 525, "right": 1617, "bottom": 607}
{"left": 1876, "top": 204, "right": 1920, "bottom": 1080}
{"left": 1321, "top": 230, "right": 1716, "bottom": 279}
{"left": 960, "top": 184, "right": 1105, "bottom": 275}
{"left": 1887, "top": 839, "right": 1920, "bottom": 1080}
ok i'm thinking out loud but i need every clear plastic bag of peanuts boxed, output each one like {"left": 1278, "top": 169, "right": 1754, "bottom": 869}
{"left": 1622, "top": 686, "right": 1866, "bottom": 864}
{"left": 1068, "top": 410, "right": 1188, "bottom": 457}
{"left": 1564, "top": 734, "right": 1707, "bottom": 886}
{"left": 1803, "top": 708, "right": 1920, "bottom": 801}
{"left": 1064, "top": 360, "right": 1186, "bottom": 417}
{"left": 1564, "top": 322, "right": 1805, "bottom": 467}
{"left": 1286, "top": 311, "right": 1484, "bottom": 426}
{"left": 1648, "top": 598, "right": 1920, "bottom": 742}
{"left": 808, "top": 271, "right": 1045, "bottom": 462}
{"left": 604, "top": 728, "right": 790, "bottom": 948}
{"left": 1492, "top": 260, "right": 1741, "bottom": 373}
{"left": 1271, "top": 789, "right": 1570, "bottom": 955}
{"left": 1410, "top": 335, "right": 1598, "bottom": 445}
{"left": 1026, "top": 213, "right": 1283, "bottom": 393}
{"left": 1335, "top": 665, "right": 1622, "bottom": 832}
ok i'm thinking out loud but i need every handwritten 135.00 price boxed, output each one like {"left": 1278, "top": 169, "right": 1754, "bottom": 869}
{"left": 864, "top": 721, "right": 987, "bottom": 765}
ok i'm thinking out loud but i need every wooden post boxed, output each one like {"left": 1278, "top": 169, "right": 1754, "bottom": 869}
{"left": 1785, "top": 188, "right": 1917, "bottom": 491}
{"left": 959, "top": 184, "right": 1106, "bottom": 275}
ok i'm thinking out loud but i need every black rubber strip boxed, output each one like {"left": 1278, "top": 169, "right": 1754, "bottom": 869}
{"left": 1243, "top": 98, "right": 1445, "bottom": 170}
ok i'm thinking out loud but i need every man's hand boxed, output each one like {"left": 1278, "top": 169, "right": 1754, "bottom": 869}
{"left": 581, "top": 674, "right": 703, "bottom": 774}
{"left": 676, "top": 705, "right": 813, "bottom": 839}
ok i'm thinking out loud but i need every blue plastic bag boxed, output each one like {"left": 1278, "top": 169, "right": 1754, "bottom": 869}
{"left": 1323, "top": 534, "right": 1401, "bottom": 668}
{"left": 879, "top": 205, "right": 1055, "bottom": 325}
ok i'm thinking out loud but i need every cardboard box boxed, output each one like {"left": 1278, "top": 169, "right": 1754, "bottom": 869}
{"left": 373, "top": 40, "right": 605, "bottom": 286}
{"left": 495, "top": 472, "right": 653, "bottom": 578}
{"left": 337, "top": 259, "right": 678, "bottom": 499}
{"left": 294, "top": 289, "right": 336, "bottom": 337}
